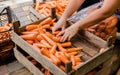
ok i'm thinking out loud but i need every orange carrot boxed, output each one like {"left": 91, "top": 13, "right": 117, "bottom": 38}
{"left": 55, "top": 52, "right": 69, "bottom": 64}
{"left": 60, "top": 42, "right": 72, "bottom": 47}
{"left": 59, "top": 65, "right": 66, "bottom": 72}
{"left": 34, "top": 39, "right": 39, "bottom": 43}
{"left": 36, "top": 34, "right": 44, "bottom": 41}
{"left": 32, "top": 44, "right": 41, "bottom": 53}
{"left": 31, "top": 60, "right": 38, "bottom": 66}
{"left": 41, "top": 34, "right": 56, "bottom": 46}
{"left": 33, "top": 43, "right": 47, "bottom": 48}
{"left": 66, "top": 48, "right": 83, "bottom": 53}
{"left": 56, "top": 4, "right": 63, "bottom": 12}
{"left": 22, "top": 31, "right": 38, "bottom": 35}
{"left": 35, "top": 1, "right": 41, "bottom": 10}
{"left": 45, "top": 32, "right": 54, "bottom": 39}
{"left": 41, "top": 48, "right": 50, "bottom": 58}
{"left": 50, "top": 44, "right": 57, "bottom": 54}
{"left": 53, "top": 31, "right": 61, "bottom": 35}
{"left": 20, "top": 34, "right": 36, "bottom": 40}
{"left": 41, "top": 40, "right": 51, "bottom": 48}
{"left": 41, "top": 24, "right": 51, "bottom": 29}
{"left": 99, "top": 48, "right": 105, "bottom": 53}
{"left": 37, "top": 25, "right": 45, "bottom": 34}
{"left": 52, "top": 36, "right": 62, "bottom": 42}
{"left": 39, "top": 17, "right": 52, "bottom": 26}
{"left": 50, "top": 54, "right": 61, "bottom": 65}
{"left": 74, "top": 57, "right": 81, "bottom": 62}
{"left": 46, "top": 70, "right": 51, "bottom": 75}
{"left": 26, "top": 25, "right": 38, "bottom": 31}
{"left": 68, "top": 52, "right": 78, "bottom": 56}
{"left": 26, "top": 40, "right": 34, "bottom": 45}
{"left": 71, "top": 55, "right": 75, "bottom": 66}
{"left": 57, "top": 43, "right": 66, "bottom": 52}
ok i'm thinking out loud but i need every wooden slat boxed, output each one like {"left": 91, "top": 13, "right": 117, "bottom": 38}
{"left": 14, "top": 47, "right": 44, "bottom": 75}
{"left": 29, "top": 6, "right": 44, "bottom": 20}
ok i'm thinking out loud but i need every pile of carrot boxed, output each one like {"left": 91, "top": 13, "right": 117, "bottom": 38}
{"left": 26, "top": 55, "right": 53, "bottom": 75}
{"left": 86, "top": 15, "right": 118, "bottom": 42}
{"left": 0, "top": 22, "right": 12, "bottom": 43}
{"left": 35, "top": 0, "right": 69, "bottom": 17}
{"left": 20, "top": 17, "right": 83, "bottom": 72}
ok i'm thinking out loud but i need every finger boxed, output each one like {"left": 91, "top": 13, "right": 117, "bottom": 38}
{"left": 60, "top": 33, "right": 69, "bottom": 42}
{"left": 52, "top": 25, "right": 60, "bottom": 33}
{"left": 57, "top": 30, "right": 64, "bottom": 36}
{"left": 68, "top": 35, "right": 73, "bottom": 41}
{"left": 62, "top": 25, "right": 66, "bottom": 31}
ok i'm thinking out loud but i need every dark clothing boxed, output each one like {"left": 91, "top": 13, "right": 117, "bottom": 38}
{"left": 77, "top": 0, "right": 100, "bottom": 11}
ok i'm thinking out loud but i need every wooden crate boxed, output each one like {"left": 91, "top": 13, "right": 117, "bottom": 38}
{"left": 14, "top": 46, "right": 44, "bottom": 75}
{"left": 11, "top": 18, "right": 114, "bottom": 75}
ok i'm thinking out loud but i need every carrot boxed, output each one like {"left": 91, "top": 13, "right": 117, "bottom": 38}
{"left": 34, "top": 39, "right": 39, "bottom": 43}
{"left": 33, "top": 43, "right": 47, "bottom": 48}
{"left": 56, "top": 4, "right": 63, "bottom": 12}
{"left": 50, "top": 44, "right": 57, "bottom": 54}
{"left": 74, "top": 57, "right": 81, "bottom": 62}
{"left": 50, "top": 54, "right": 61, "bottom": 65}
{"left": 22, "top": 31, "right": 38, "bottom": 35}
{"left": 41, "top": 48, "right": 50, "bottom": 58}
{"left": 60, "top": 42, "right": 72, "bottom": 47}
{"left": 57, "top": 43, "right": 67, "bottom": 52}
{"left": 32, "top": 44, "right": 41, "bottom": 53}
{"left": 37, "top": 25, "right": 45, "bottom": 34}
{"left": 41, "top": 24, "right": 51, "bottom": 29}
{"left": 53, "top": 31, "right": 61, "bottom": 35}
{"left": 35, "top": 1, "right": 41, "bottom": 10}
{"left": 41, "top": 68, "right": 45, "bottom": 72}
{"left": 46, "top": 70, "right": 51, "bottom": 75}
{"left": 66, "top": 48, "right": 83, "bottom": 53}
{"left": 59, "top": 65, "right": 66, "bottom": 72}
{"left": 71, "top": 55, "right": 75, "bottom": 66}
{"left": 41, "top": 34, "right": 56, "bottom": 46}
{"left": 26, "top": 56, "right": 32, "bottom": 60}
{"left": 36, "top": 34, "right": 44, "bottom": 41}
{"left": 52, "top": 36, "right": 61, "bottom": 42}
{"left": 45, "top": 32, "right": 54, "bottom": 39}
{"left": 26, "top": 40, "right": 34, "bottom": 45}
{"left": 20, "top": 34, "right": 36, "bottom": 40}
{"left": 41, "top": 40, "right": 51, "bottom": 48}
{"left": 26, "top": 25, "right": 38, "bottom": 31}
{"left": 39, "top": 17, "right": 52, "bottom": 26}
{"left": 31, "top": 60, "right": 37, "bottom": 66}
{"left": 68, "top": 52, "right": 78, "bottom": 56}
{"left": 99, "top": 48, "right": 105, "bottom": 53}
{"left": 55, "top": 52, "right": 69, "bottom": 64}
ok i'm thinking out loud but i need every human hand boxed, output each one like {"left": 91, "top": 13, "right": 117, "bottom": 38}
{"left": 57, "top": 24, "right": 79, "bottom": 42}
{"left": 52, "top": 18, "right": 67, "bottom": 33}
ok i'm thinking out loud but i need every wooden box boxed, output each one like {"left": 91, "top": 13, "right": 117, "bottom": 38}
{"left": 11, "top": 18, "right": 114, "bottom": 75}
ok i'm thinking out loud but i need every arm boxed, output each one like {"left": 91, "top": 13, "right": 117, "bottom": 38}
{"left": 52, "top": 0, "right": 85, "bottom": 32}
{"left": 75, "top": 0, "right": 120, "bottom": 29}
{"left": 61, "top": 0, "right": 85, "bottom": 19}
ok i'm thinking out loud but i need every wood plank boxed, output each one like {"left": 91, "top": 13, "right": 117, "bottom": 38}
{"left": 11, "top": 31, "right": 67, "bottom": 75}
{"left": 74, "top": 46, "right": 114, "bottom": 75}
{"left": 14, "top": 47, "right": 44, "bottom": 75}
{"left": 72, "top": 35, "right": 98, "bottom": 57}
{"left": 29, "top": 6, "right": 44, "bottom": 20}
